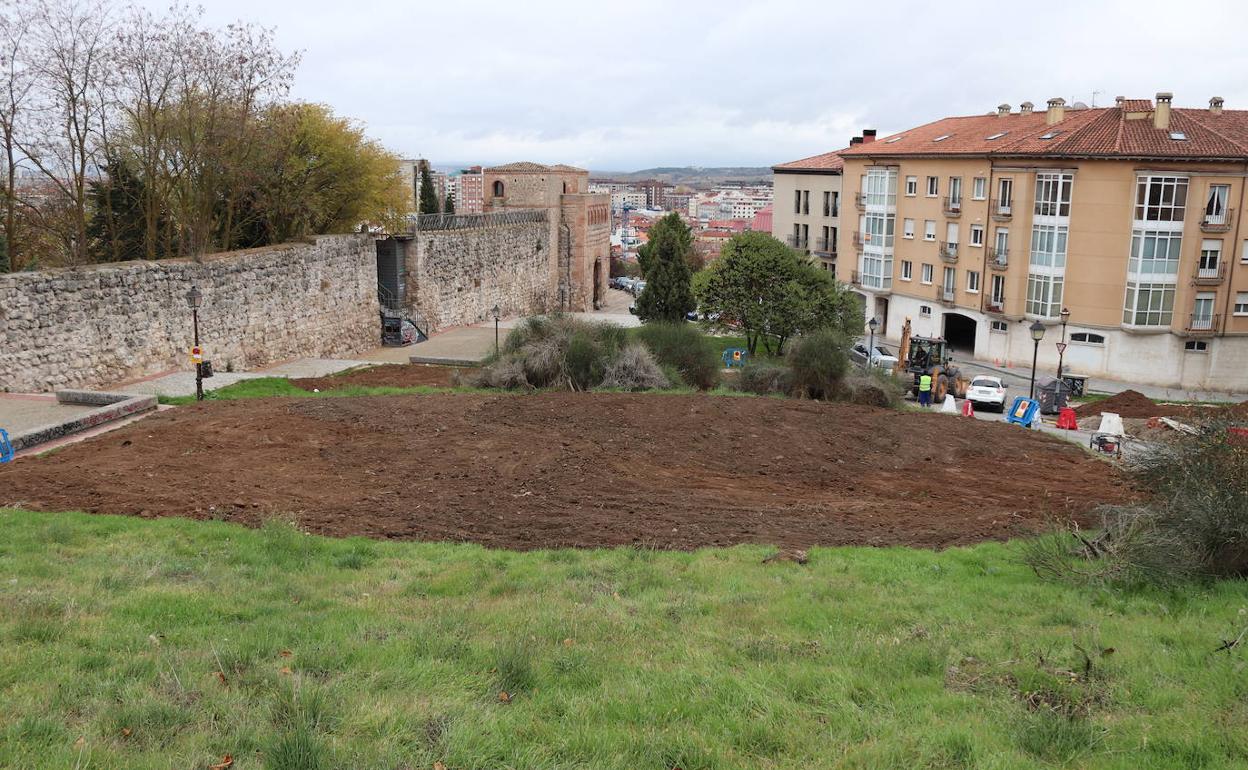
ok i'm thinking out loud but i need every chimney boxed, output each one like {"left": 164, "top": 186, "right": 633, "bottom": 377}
{"left": 997, "top": 103, "right": 1011, "bottom": 116}
{"left": 862, "top": 129, "right": 877, "bottom": 144}
{"left": 1020, "top": 101, "right": 1034, "bottom": 115}
{"left": 1115, "top": 95, "right": 1124, "bottom": 107}
{"left": 850, "top": 137, "right": 863, "bottom": 146}
{"left": 1154, "top": 92, "right": 1173, "bottom": 130}
{"left": 1210, "top": 96, "right": 1224, "bottom": 116}
{"left": 1046, "top": 97, "right": 1066, "bottom": 126}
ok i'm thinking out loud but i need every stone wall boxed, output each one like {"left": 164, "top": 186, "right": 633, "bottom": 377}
{"left": 0, "top": 234, "right": 379, "bottom": 393}
{"left": 405, "top": 220, "right": 556, "bottom": 331}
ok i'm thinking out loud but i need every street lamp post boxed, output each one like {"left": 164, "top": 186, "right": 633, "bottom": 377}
{"left": 491, "top": 304, "right": 501, "bottom": 356}
{"left": 1056, "top": 307, "right": 1071, "bottom": 378}
{"left": 1028, "top": 319, "right": 1046, "bottom": 401}
{"left": 186, "top": 286, "right": 203, "bottom": 402}
{"left": 866, "top": 316, "right": 879, "bottom": 370}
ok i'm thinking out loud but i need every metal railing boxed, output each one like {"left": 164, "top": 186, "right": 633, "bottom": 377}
{"left": 986, "top": 298, "right": 1005, "bottom": 313}
{"left": 987, "top": 247, "right": 1008, "bottom": 269}
{"left": 851, "top": 270, "right": 891, "bottom": 291}
{"left": 939, "top": 241, "right": 959, "bottom": 262}
{"left": 410, "top": 209, "right": 548, "bottom": 231}
{"left": 940, "top": 287, "right": 957, "bottom": 305}
{"left": 814, "top": 237, "right": 836, "bottom": 255}
{"left": 942, "top": 196, "right": 962, "bottom": 216}
{"left": 853, "top": 231, "right": 867, "bottom": 249}
{"left": 1194, "top": 263, "right": 1227, "bottom": 284}
{"left": 854, "top": 193, "right": 867, "bottom": 210}
{"left": 786, "top": 235, "right": 809, "bottom": 250}
{"left": 1186, "top": 313, "right": 1219, "bottom": 334}
{"left": 1200, "top": 208, "right": 1234, "bottom": 233}
{"left": 990, "top": 198, "right": 1013, "bottom": 221}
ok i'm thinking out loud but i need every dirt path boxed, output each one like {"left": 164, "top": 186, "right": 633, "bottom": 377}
{"left": 290, "top": 364, "right": 462, "bottom": 391}
{"left": 0, "top": 392, "right": 1130, "bottom": 550}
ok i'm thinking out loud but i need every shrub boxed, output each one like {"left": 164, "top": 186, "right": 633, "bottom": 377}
{"left": 600, "top": 344, "right": 669, "bottom": 391}
{"left": 475, "top": 316, "right": 635, "bottom": 392}
{"left": 735, "top": 363, "right": 792, "bottom": 396}
{"left": 470, "top": 357, "right": 531, "bottom": 389}
{"left": 787, "top": 329, "right": 850, "bottom": 400}
{"left": 1024, "top": 421, "right": 1248, "bottom": 585}
{"left": 839, "top": 371, "right": 907, "bottom": 409}
{"left": 634, "top": 322, "right": 720, "bottom": 390}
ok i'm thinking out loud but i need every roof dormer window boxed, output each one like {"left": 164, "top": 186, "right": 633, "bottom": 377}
{"left": 885, "top": 136, "right": 903, "bottom": 143}
{"left": 933, "top": 134, "right": 951, "bottom": 142}
{"left": 986, "top": 132, "right": 1007, "bottom": 140}
{"left": 1169, "top": 131, "right": 1187, "bottom": 141}
{"left": 1039, "top": 130, "right": 1061, "bottom": 140}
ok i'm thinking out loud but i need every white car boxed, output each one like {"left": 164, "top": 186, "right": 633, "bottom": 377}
{"left": 967, "top": 375, "right": 1008, "bottom": 411}
{"left": 850, "top": 341, "right": 899, "bottom": 370}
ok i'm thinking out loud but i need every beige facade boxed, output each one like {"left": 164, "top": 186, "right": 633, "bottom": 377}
{"left": 483, "top": 162, "right": 610, "bottom": 312}
{"left": 838, "top": 155, "right": 1248, "bottom": 390}
{"left": 771, "top": 148, "right": 846, "bottom": 272}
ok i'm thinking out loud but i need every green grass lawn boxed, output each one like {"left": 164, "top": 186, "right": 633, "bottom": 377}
{"left": 158, "top": 377, "right": 493, "bottom": 406}
{"left": 2, "top": 508, "right": 1246, "bottom": 769}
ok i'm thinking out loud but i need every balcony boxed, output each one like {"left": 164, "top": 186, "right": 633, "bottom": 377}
{"left": 854, "top": 193, "right": 867, "bottom": 211}
{"left": 851, "top": 269, "right": 891, "bottom": 292}
{"left": 1186, "top": 313, "right": 1219, "bottom": 335}
{"left": 813, "top": 237, "right": 837, "bottom": 257}
{"left": 989, "top": 198, "right": 1013, "bottom": 221}
{"left": 940, "top": 288, "right": 957, "bottom": 306}
{"left": 987, "top": 247, "right": 1008, "bottom": 270}
{"left": 1194, "top": 263, "right": 1226, "bottom": 285}
{"left": 852, "top": 231, "right": 866, "bottom": 250}
{"left": 939, "top": 241, "right": 959, "bottom": 263}
{"left": 786, "top": 235, "right": 809, "bottom": 251}
{"left": 986, "top": 298, "right": 1006, "bottom": 314}
{"left": 942, "top": 196, "right": 962, "bottom": 217}
{"left": 1200, "top": 208, "right": 1234, "bottom": 233}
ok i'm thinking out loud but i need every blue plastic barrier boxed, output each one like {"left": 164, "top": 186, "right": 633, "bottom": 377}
{"left": 1005, "top": 396, "right": 1040, "bottom": 428}
{"left": 722, "top": 348, "right": 749, "bottom": 368}
{"left": 0, "top": 428, "right": 12, "bottom": 463}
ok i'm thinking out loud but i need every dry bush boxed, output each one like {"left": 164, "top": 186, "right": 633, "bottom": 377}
{"left": 735, "top": 363, "right": 793, "bottom": 396}
{"left": 787, "top": 329, "right": 850, "bottom": 400}
{"left": 600, "top": 344, "right": 669, "bottom": 391}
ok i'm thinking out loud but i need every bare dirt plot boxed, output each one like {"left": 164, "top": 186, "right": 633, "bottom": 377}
{"left": 290, "top": 364, "right": 463, "bottom": 391}
{"left": 0, "top": 393, "right": 1131, "bottom": 550}
{"left": 1074, "top": 389, "right": 1248, "bottom": 422}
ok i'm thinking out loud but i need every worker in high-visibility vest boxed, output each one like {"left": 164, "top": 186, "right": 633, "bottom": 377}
{"left": 918, "top": 373, "right": 933, "bottom": 407}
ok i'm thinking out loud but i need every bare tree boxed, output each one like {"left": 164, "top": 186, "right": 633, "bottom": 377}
{"left": 0, "top": 1, "right": 35, "bottom": 270}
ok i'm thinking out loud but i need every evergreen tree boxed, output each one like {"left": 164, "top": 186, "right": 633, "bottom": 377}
{"left": 86, "top": 155, "right": 158, "bottom": 263}
{"left": 637, "top": 211, "right": 694, "bottom": 276}
{"left": 0, "top": 232, "right": 8, "bottom": 273}
{"left": 636, "top": 223, "right": 697, "bottom": 323}
{"left": 444, "top": 192, "right": 455, "bottom": 214}
{"left": 418, "top": 163, "right": 440, "bottom": 214}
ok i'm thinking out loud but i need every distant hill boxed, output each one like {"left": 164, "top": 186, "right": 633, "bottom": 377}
{"left": 593, "top": 167, "right": 773, "bottom": 186}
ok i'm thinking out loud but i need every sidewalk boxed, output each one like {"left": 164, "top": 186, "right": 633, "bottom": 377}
{"left": 957, "top": 356, "right": 1246, "bottom": 404}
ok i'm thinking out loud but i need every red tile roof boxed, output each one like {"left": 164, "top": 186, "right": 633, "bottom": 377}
{"left": 838, "top": 99, "right": 1248, "bottom": 161}
{"left": 772, "top": 149, "right": 846, "bottom": 172}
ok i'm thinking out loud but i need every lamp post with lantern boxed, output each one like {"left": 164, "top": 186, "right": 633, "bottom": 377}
{"left": 491, "top": 304, "right": 501, "bottom": 356}
{"left": 186, "top": 286, "right": 204, "bottom": 402}
{"left": 866, "top": 316, "right": 879, "bottom": 370}
{"left": 1056, "top": 307, "right": 1071, "bottom": 378}
{"left": 1028, "top": 319, "right": 1046, "bottom": 401}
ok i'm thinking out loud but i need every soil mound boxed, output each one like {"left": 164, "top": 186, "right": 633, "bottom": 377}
{"left": 1, "top": 392, "right": 1130, "bottom": 551}
{"left": 291, "top": 364, "right": 461, "bottom": 392}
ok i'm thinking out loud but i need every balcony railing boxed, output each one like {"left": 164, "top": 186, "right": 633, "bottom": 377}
{"left": 943, "top": 196, "right": 962, "bottom": 216}
{"left": 1194, "top": 263, "right": 1227, "bottom": 284}
{"left": 987, "top": 247, "right": 1008, "bottom": 270}
{"left": 986, "top": 298, "right": 1005, "bottom": 314}
{"left": 1200, "top": 208, "right": 1234, "bottom": 233}
{"left": 990, "top": 198, "right": 1013, "bottom": 221}
{"left": 786, "top": 235, "right": 809, "bottom": 250}
{"left": 854, "top": 193, "right": 867, "bottom": 211}
{"left": 813, "top": 237, "right": 836, "bottom": 256}
{"left": 1186, "top": 313, "right": 1219, "bottom": 335}
{"left": 939, "top": 241, "right": 959, "bottom": 262}
{"left": 940, "top": 288, "right": 957, "bottom": 306}
{"left": 852, "top": 231, "right": 866, "bottom": 250}
{"left": 851, "top": 270, "right": 891, "bottom": 291}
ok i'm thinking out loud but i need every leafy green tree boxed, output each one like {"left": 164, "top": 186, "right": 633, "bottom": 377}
{"left": 695, "top": 231, "right": 858, "bottom": 355}
{"left": 636, "top": 221, "right": 697, "bottom": 323}
{"left": 444, "top": 192, "right": 455, "bottom": 214}
{"left": 418, "top": 162, "right": 440, "bottom": 215}
{"left": 637, "top": 211, "right": 694, "bottom": 276}
{"left": 86, "top": 155, "right": 164, "bottom": 263}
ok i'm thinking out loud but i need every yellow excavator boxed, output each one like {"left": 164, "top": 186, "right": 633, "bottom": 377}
{"left": 892, "top": 318, "right": 970, "bottom": 402}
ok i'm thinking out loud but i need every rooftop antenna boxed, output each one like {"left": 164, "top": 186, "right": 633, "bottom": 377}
{"left": 1091, "top": 90, "right": 1103, "bottom": 108}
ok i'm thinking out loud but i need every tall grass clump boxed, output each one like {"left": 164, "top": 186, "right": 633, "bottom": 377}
{"left": 786, "top": 328, "right": 850, "bottom": 400}
{"left": 633, "top": 322, "right": 721, "bottom": 390}
{"left": 475, "top": 316, "right": 627, "bottom": 391}
{"left": 600, "top": 344, "right": 669, "bottom": 391}
{"left": 1024, "top": 421, "right": 1248, "bottom": 585}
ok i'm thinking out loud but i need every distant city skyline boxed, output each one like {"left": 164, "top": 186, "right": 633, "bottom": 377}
{"left": 142, "top": 0, "right": 1248, "bottom": 169}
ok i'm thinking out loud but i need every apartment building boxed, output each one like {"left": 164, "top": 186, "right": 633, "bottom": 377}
{"left": 837, "top": 95, "right": 1248, "bottom": 391}
{"left": 456, "top": 166, "right": 484, "bottom": 214}
{"left": 772, "top": 139, "right": 855, "bottom": 272}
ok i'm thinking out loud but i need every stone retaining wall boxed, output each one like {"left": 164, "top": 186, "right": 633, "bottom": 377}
{"left": 0, "top": 234, "right": 379, "bottom": 393}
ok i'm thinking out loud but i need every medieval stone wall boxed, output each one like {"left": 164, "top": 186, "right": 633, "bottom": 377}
{"left": 406, "top": 219, "right": 556, "bottom": 331}
{"left": 0, "top": 234, "right": 379, "bottom": 392}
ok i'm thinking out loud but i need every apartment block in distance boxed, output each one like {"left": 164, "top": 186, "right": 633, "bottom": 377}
{"left": 838, "top": 94, "right": 1248, "bottom": 391}
{"left": 772, "top": 135, "right": 861, "bottom": 272}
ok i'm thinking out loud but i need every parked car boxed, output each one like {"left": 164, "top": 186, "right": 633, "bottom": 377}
{"left": 631, "top": 280, "right": 647, "bottom": 297}
{"left": 849, "top": 340, "right": 899, "bottom": 370}
{"left": 966, "top": 375, "right": 1008, "bottom": 411}
{"left": 618, "top": 277, "right": 637, "bottom": 293}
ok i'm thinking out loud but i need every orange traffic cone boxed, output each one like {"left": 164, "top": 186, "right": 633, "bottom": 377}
{"left": 961, "top": 399, "right": 975, "bottom": 418}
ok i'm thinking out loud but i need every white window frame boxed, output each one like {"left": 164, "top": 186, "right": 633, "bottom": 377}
{"left": 990, "top": 320, "right": 1008, "bottom": 333}
{"left": 966, "top": 270, "right": 980, "bottom": 293}
{"left": 1070, "top": 332, "right": 1105, "bottom": 346}
{"left": 948, "top": 177, "right": 962, "bottom": 205}
{"left": 901, "top": 260, "right": 912, "bottom": 281}
{"left": 1184, "top": 340, "right": 1208, "bottom": 353}
{"left": 997, "top": 178, "right": 1013, "bottom": 210}
{"left": 1035, "top": 171, "right": 1074, "bottom": 217}
{"left": 972, "top": 177, "right": 987, "bottom": 200}
{"left": 1193, "top": 292, "right": 1216, "bottom": 329}
{"left": 926, "top": 176, "right": 938, "bottom": 197}
{"left": 1199, "top": 239, "right": 1222, "bottom": 276}
{"left": 924, "top": 220, "right": 936, "bottom": 241}
{"left": 1234, "top": 292, "right": 1248, "bottom": 316}
{"left": 921, "top": 263, "right": 934, "bottom": 284}
{"left": 905, "top": 176, "right": 917, "bottom": 196}
{"left": 990, "top": 274, "right": 1006, "bottom": 307}
{"left": 1122, "top": 282, "right": 1176, "bottom": 327}
{"left": 919, "top": 305, "right": 932, "bottom": 317}
{"left": 942, "top": 266, "right": 956, "bottom": 294}
{"left": 1026, "top": 274, "right": 1065, "bottom": 318}
{"left": 1135, "top": 175, "right": 1188, "bottom": 223}
{"left": 970, "top": 225, "right": 984, "bottom": 247}
{"left": 903, "top": 218, "right": 915, "bottom": 239}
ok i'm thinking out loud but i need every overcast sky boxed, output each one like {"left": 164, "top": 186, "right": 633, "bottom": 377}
{"left": 144, "top": 0, "right": 1248, "bottom": 171}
